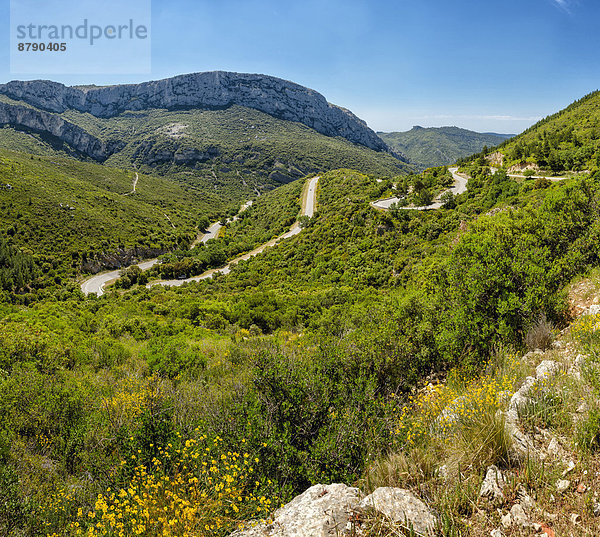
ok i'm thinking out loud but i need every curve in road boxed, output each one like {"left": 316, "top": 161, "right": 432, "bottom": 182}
{"left": 81, "top": 177, "right": 316, "bottom": 295}
{"left": 371, "top": 167, "right": 468, "bottom": 211}
{"left": 190, "top": 200, "right": 253, "bottom": 249}
{"left": 81, "top": 199, "right": 252, "bottom": 296}
{"left": 80, "top": 258, "right": 158, "bottom": 296}
{"left": 151, "top": 175, "right": 319, "bottom": 289}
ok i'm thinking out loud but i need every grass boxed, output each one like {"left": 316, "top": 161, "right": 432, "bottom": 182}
{"left": 524, "top": 314, "right": 555, "bottom": 351}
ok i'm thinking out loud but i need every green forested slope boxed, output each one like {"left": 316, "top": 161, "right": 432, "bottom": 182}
{"left": 0, "top": 102, "right": 409, "bottom": 197}
{"left": 380, "top": 126, "right": 512, "bottom": 169}
{"left": 0, "top": 149, "right": 222, "bottom": 286}
{"left": 2, "top": 156, "right": 600, "bottom": 535}
{"left": 4, "top": 89, "right": 600, "bottom": 537}
{"left": 474, "top": 91, "right": 600, "bottom": 172}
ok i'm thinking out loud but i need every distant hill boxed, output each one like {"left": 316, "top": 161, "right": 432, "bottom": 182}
{"left": 379, "top": 126, "right": 513, "bottom": 170}
{"left": 0, "top": 72, "right": 409, "bottom": 196}
{"left": 479, "top": 90, "right": 600, "bottom": 173}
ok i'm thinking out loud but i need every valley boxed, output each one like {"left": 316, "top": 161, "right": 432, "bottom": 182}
{"left": 81, "top": 175, "right": 318, "bottom": 295}
{"left": 3, "top": 70, "right": 600, "bottom": 537}
{"left": 379, "top": 126, "right": 514, "bottom": 170}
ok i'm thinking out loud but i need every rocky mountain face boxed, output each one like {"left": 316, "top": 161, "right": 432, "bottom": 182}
{"left": 0, "top": 72, "right": 388, "bottom": 153}
{"left": 0, "top": 101, "right": 123, "bottom": 160}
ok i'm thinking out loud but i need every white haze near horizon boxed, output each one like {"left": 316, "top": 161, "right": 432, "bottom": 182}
{"left": 356, "top": 107, "right": 542, "bottom": 136}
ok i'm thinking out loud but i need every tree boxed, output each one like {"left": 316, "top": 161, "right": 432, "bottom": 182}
{"left": 198, "top": 215, "right": 211, "bottom": 231}
{"left": 440, "top": 191, "right": 456, "bottom": 209}
{"left": 416, "top": 189, "right": 433, "bottom": 206}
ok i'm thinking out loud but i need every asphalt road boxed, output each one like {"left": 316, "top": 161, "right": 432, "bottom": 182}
{"left": 81, "top": 199, "right": 253, "bottom": 296}
{"left": 152, "top": 175, "right": 319, "bottom": 289}
{"left": 371, "top": 167, "right": 467, "bottom": 211}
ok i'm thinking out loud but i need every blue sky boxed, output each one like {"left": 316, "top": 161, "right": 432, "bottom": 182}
{"left": 1, "top": 0, "right": 600, "bottom": 133}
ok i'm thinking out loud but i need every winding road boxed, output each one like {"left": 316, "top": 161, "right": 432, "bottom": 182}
{"left": 151, "top": 175, "right": 318, "bottom": 289}
{"left": 81, "top": 177, "right": 317, "bottom": 295}
{"left": 190, "top": 201, "right": 253, "bottom": 248}
{"left": 81, "top": 199, "right": 252, "bottom": 296}
{"left": 371, "top": 167, "right": 468, "bottom": 211}
{"left": 80, "top": 258, "right": 158, "bottom": 296}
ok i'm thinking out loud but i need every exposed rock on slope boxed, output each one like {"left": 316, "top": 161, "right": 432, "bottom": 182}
{"left": 232, "top": 484, "right": 438, "bottom": 536}
{"left": 232, "top": 483, "right": 363, "bottom": 537}
{"left": 0, "top": 72, "right": 388, "bottom": 152}
{"left": 0, "top": 102, "right": 122, "bottom": 160}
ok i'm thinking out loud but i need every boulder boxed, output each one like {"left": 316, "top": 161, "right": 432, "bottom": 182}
{"left": 231, "top": 484, "right": 362, "bottom": 537}
{"left": 535, "top": 360, "right": 561, "bottom": 380}
{"left": 360, "top": 487, "right": 437, "bottom": 536}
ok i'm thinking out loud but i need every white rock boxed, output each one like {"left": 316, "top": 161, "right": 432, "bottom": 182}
{"left": 593, "top": 501, "right": 600, "bottom": 517}
{"left": 490, "top": 530, "right": 504, "bottom": 537}
{"left": 509, "top": 377, "right": 537, "bottom": 413}
{"left": 510, "top": 504, "right": 530, "bottom": 528}
{"left": 500, "top": 512, "right": 512, "bottom": 529}
{"left": 438, "top": 464, "right": 449, "bottom": 480}
{"left": 586, "top": 305, "right": 600, "bottom": 316}
{"left": 517, "top": 487, "right": 536, "bottom": 512}
{"left": 556, "top": 479, "right": 571, "bottom": 494}
{"left": 547, "top": 438, "right": 563, "bottom": 458}
{"left": 535, "top": 360, "right": 561, "bottom": 379}
{"left": 505, "top": 418, "right": 534, "bottom": 456}
{"left": 232, "top": 483, "right": 362, "bottom": 537}
{"left": 570, "top": 513, "right": 581, "bottom": 524}
{"left": 360, "top": 487, "right": 437, "bottom": 536}
{"left": 479, "top": 466, "right": 506, "bottom": 504}
{"left": 562, "top": 460, "right": 576, "bottom": 476}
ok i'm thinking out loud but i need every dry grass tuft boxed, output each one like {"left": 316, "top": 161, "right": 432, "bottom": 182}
{"left": 525, "top": 314, "right": 554, "bottom": 351}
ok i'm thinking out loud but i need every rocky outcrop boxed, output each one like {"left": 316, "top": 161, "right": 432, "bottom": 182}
{"left": 232, "top": 483, "right": 363, "bottom": 537}
{"left": 0, "top": 72, "right": 388, "bottom": 152}
{"left": 131, "top": 141, "right": 220, "bottom": 166}
{"left": 360, "top": 487, "right": 437, "bottom": 535}
{"left": 231, "top": 484, "right": 438, "bottom": 537}
{"left": 479, "top": 465, "right": 506, "bottom": 505}
{"left": 0, "top": 102, "right": 123, "bottom": 160}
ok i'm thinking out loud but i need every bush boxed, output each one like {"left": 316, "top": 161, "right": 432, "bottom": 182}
{"left": 440, "top": 191, "right": 456, "bottom": 209}
{"left": 534, "top": 177, "right": 552, "bottom": 189}
{"left": 44, "top": 436, "right": 277, "bottom": 537}
{"left": 143, "top": 335, "right": 207, "bottom": 379}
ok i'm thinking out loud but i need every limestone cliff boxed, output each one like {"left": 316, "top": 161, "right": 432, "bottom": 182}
{"left": 0, "top": 72, "right": 388, "bottom": 152}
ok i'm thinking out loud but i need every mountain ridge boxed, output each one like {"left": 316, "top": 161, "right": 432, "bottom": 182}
{"left": 0, "top": 71, "right": 388, "bottom": 152}
{"left": 379, "top": 126, "right": 513, "bottom": 169}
